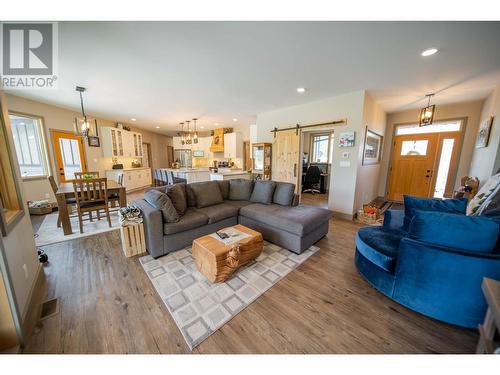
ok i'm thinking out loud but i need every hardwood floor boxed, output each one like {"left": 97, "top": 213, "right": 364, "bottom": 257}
{"left": 300, "top": 192, "right": 329, "bottom": 208}
{"left": 24, "top": 213, "right": 478, "bottom": 354}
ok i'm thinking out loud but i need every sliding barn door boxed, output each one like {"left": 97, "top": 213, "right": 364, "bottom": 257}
{"left": 272, "top": 129, "right": 301, "bottom": 193}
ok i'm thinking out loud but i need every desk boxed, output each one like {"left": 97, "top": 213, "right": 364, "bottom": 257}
{"left": 55, "top": 180, "right": 126, "bottom": 235}
{"left": 302, "top": 173, "right": 329, "bottom": 194}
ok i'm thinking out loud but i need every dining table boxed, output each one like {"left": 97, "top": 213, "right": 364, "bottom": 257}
{"left": 55, "top": 180, "right": 127, "bottom": 235}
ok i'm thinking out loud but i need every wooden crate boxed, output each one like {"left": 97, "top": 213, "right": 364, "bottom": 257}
{"left": 120, "top": 223, "right": 147, "bottom": 258}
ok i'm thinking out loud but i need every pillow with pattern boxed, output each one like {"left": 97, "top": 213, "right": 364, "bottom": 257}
{"left": 467, "top": 172, "right": 500, "bottom": 216}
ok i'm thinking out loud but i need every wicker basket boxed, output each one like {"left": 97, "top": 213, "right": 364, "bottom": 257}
{"left": 28, "top": 206, "right": 53, "bottom": 215}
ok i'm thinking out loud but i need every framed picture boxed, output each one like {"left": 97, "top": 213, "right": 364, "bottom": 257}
{"left": 476, "top": 116, "right": 494, "bottom": 148}
{"left": 339, "top": 131, "right": 355, "bottom": 147}
{"left": 362, "top": 127, "right": 383, "bottom": 165}
{"left": 87, "top": 136, "right": 100, "bottom": 147}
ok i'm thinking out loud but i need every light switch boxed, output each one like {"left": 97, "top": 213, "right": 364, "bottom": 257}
{"left": 341, "top": 152, "right": 349, "bottom": 159}
{"left": 339, "top": 161, "right": 350, "bottom": 168}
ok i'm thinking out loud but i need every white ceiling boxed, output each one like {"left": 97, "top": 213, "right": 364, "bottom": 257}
{"left": 9, "top": 21, "right": 500, "bottom": 135}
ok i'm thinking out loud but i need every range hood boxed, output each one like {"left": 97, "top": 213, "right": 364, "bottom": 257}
{"left": 210, "top": 128, "right": 225, "bottom": 153}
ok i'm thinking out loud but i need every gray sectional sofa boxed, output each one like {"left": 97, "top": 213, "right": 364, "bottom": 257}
{"left": 133, "top": 179, "right": 332, "bottom": 258}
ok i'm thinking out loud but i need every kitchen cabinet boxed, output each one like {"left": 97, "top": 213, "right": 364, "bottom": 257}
{"left": 105, "top": 167, "right": 152, "bottom": 192}
{"left": 101, "top": 127, "right": 143, "bottom": 158}
{"left": 224, "top": 132, "right": 243, "bottom": 159}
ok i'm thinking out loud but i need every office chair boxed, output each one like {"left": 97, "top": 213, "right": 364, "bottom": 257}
{"left": 302, "top": 165, "right": 321, "bottom": 194}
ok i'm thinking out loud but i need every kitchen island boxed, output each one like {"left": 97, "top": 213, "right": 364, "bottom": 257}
{"left": 160, "top": 168, "right": 211, "bottom": 184}
{"left": 209, "top": 170, "right": 251, "bottom": 181}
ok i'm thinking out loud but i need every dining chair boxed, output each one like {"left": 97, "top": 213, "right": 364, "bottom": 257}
{"left": 108, "top": 174, "right": 124, "bottom": 211}
{"left": 160, "top": 170, "right": 168, "bottom": 186}
{"left": 72, "top": 178, "right": 112, "bottom": 233}
{"left": 48, "top": 175, "right": 77, "bottom": 228}
{"left": 153, "top": 169, "right": 161, "bottom": 186}
{"left": 74, "top": 171, "right": 100, "bottom": 179}
{"left": 166, "top": 170, "right": 174, "bottom": 185}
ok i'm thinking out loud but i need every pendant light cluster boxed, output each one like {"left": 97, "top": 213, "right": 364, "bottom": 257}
{"left": 74, "top": 86, "right": 98, "bottom": 138}
{"left": 179, "top": 118, "right": 199, "bottom": 145}
{"left": 419, "top": 93, "right": 436, "bottom": 126}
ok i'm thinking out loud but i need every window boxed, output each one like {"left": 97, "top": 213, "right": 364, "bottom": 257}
{"left": 396, "top": 120, "right": 461, "bottom": 136}
{"left": 9, "top": 113, "right": 48, "bottom": 178}
{"left": 310, "top": 133, "right": 334, "bottom": 163}
{"left": 401, "top": 140, "right": 428, "bottom": 156}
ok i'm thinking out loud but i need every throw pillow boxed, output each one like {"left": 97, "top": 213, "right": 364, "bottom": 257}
{"left": 189, "top": 181, "right": 224, "bottom": 208}
{"left": 467, "top": 172, "right": 500, "bottom": 216}
{"left": 409, "top": 210, "right": 499, "bottom": 253}
{"left": 165, "top": 183, "right": 187, "bottom": 216}
{"left": 250, "top": 180, "right": 277, "bottom": 205}
{"left": 403, "top": 195, "right": 467, "bottom": 230}
{"left": 144, "top": 189, "right": 179, "bottom": 223}
{"left": 273, "top": 182, "right": 296, "bottom": 206}
{"left": 229, "top": 179, "right": 254, "bottom": 201}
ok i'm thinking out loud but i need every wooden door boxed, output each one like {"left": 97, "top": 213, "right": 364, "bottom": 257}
{"left": 387, "top": 133, "right": 438, "bottom": 201}
{"left": 272, "top": 129, "right": 301, "bottom": 193}
{"left": 243, "top": 141, "right": 251, "bottom": 171}
{"left": 51, "top": 131, "right": 87, "bottom": 182}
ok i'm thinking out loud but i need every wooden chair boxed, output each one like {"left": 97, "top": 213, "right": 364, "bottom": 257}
{"left": 48, "top": 175, "right": 76, "bottom": 228}
{"left": 166, "top": 170, "right": 174, "bottom": 185}
{"left": 72, "top": 178, "right": 112, "bottom": 234}
{"left": 74, "top": 171, "right": 100, "bottom": 179}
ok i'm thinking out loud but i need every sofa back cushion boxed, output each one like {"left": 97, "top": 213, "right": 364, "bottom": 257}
{"left": 229, "top": 179, "right": 254, "bottom": 201}
{"left": 250, "top": 180, "right": 276, "bottom": 205}
{"left": 409, "top": 210, "right": 500, "bottom": 253}
{"left": 189, "top": 181, "right": 224, "bottom": 208}
{"left": 184, "top": 184, "right": 197, "bottom": 207}
{"left": 144, "top": 189, "right": 179, "bottom": 223}
{"left": 403, "top": 195, "right": 467, "bottom": 230}
{"left": 273, "top": 182, "right": 296, "bottom": 206}
{"left": 165, "top": 183, "right": 187, "bottom": 216}
{"left": 216, "top": 180, "right": 230, "bottom": 200}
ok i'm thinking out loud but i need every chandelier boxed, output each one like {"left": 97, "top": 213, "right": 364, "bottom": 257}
{"left": 419, "top": 93, "right": 436, "bottom": 126}
{"left": 178, "top": 118, "right": 199, "bottom": 145}
{"left": 74, "top": 86, "right": 97, "bottom": 138}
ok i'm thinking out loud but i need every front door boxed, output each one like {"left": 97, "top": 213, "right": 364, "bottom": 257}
{"left": 387, "top": 133, "right": 438, "bottom": 201}
{"left": 272, "top": 129, "right": 301, "bottom": 193}
{"left": 51, "top": 131, "right": 86, "bottom": 182}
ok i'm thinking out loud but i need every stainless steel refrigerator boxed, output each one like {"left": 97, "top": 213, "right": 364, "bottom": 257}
{"left": 174, "top": 149, "right": 192, "bottom": 168}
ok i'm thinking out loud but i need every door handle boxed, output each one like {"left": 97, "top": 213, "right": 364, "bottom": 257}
{"left": 294, "top": 163, "right": 297, "bottom": 178}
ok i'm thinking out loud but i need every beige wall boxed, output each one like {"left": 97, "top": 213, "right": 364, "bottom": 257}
{"left": 469, "top": 85, "right": 500, "bottom": 185}
{"left": 378, "top": 100, "right": 484, "bottom": 197}
{"left": 256, "top": 90, "right": 371, "bottom": 216}
{"left": 5, "top": 94, "right": 173, "bottom": 202}
{"left": 354, "top": 93, "right": 387, "bottom": 212}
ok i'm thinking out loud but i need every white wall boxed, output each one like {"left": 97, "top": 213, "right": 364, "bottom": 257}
{"left": 354, "top": 93, "right": 387, "bottom": 212}
{"left": 256, "top": 90, "right": 368, "bottom": 215}
{"left": 5, "top": 94, "right": 173, "bottom": 202}
{"left": 469, "top": 85, "right": 500, "bottom": 184}
{"left": 378, "top": 100, "right": 484, "bottom": 196}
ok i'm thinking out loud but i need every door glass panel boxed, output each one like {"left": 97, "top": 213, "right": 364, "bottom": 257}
{"left": 433, "top": 138, "right": 455, "bottom": 198}
{"left": 401, "top": 140, "right": 428, "bottom": 156}
{"left": 58, "top": 138, "right": 82, "bottom": 180}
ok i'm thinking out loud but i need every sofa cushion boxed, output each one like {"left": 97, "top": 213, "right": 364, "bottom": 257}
{"left": 144, "top": 189, "right": 179, "bottom": 223}
{"left": 224, "top": 200, "right": 253, "bottom": 210}
{"left": 196, "top": 203, "right": 239, "bottom": 224}
{"left": 184, "top": 184, "right": 197, "bottom": 207}
{"left": 273, "top": 182, "right": 296, "bottom": 206}
{"left": 229, "top": 179, "right": 254, "bottom": 201}
{"left": 239, "top": 203, "right": 332, "bottom": 236}
{"left": 250, "top": 181, "right": 276, "bottom": 205}
{"left": 216, "top": 180, "right": 230, "bottom": 200}
{"left": 403, "top": 195, "right": 467, "bottom": 230}
{"left": 409, "top": 210, "right": 500, "bottom": 253}
{"left": 189, "top": 181, "right": 224, "bottom": 208}
{"left": 165, "top": 183, "right": 187, "bottom": 216}
{"left": 356, "top": 226, "right": 406, "bottom": 273}
{"left": 163, "top": 208, "right": 208, "bottom": 235}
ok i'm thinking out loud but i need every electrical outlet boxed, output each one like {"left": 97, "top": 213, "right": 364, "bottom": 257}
{"left": 22, "top": 264, "right": 29, "bottom": 279}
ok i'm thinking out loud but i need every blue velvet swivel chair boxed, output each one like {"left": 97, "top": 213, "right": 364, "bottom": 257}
{"left": 355, "top": 196, "right": 500, "bottom": 329}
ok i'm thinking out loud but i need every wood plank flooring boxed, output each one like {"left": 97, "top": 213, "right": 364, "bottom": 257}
{"left": 24, "top": 211, "right": 478, "bottom": 353}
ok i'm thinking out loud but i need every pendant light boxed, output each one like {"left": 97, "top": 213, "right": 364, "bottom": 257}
{"left": 74, "top": 86, "right": 94, "bottom": 138}
{"left": 419, "top": 93, "right": 436, "bottom": 126}
{"left": 192, "top": 118, "right": 199, "bottom": 144}
{"left": 186, "top": 120, "right": 191, "bottom": 144}
{"left": 180, "top": 122, "right": 185, "bottom": 145}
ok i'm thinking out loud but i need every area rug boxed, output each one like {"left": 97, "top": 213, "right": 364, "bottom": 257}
{"left": 35, "top": 211, "right": 120, "bottom": 247}
{"left": 140, "top": 242, "right": 319, "bottom": 350}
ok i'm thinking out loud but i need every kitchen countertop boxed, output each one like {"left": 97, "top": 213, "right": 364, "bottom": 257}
{"left": 161, "top": 168, "right": 210, "bottom": 173}
{"left": 210, "top": 170, "right": 250, "bottom": 176}
{"left": 105, "top": 167, "right": 151, "bottom": 172}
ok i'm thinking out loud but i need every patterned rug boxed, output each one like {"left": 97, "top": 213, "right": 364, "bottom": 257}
{"left": 140, "top": 242, "right": 319, "bottom": 350}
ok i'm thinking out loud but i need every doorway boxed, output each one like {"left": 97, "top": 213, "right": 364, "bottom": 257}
{"left": 51, "top": 131, "right": 86, "bottom": 182}
{"left": 387, "top": 120, "right": 464, "bottom": 202}
{"left": 142, "top": 142, "right": 152, "bottom": 168}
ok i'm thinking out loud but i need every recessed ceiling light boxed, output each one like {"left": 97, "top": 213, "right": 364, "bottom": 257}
{"left": 131, "top": 118, "right": 137, "bottom": 122}
{"left": 421, "top": 48, "right": 438, "bottom": 57}
{"left": 296, "top": 87, "right": 306, "bottom": 93}
{"left": 200, "top": 126, "right": 205, "bottom": 129}
{"left": 155, "top": 126, "right": 160, "bottom": 129}
{"left": 232, "top": 118, "right": 238, "bottom": 122}
{"left": 214, "top": 123, "right": 219, "bottom": 126}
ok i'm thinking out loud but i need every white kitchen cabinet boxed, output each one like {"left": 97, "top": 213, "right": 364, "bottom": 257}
{"left": 101, "top": 127, "right": 144, "bottom": 158}
{"left": 106, "top": 168, "right": 152, "bottom": 192}
{"left": 224, "top": 132, "right": 243, "bottom": 159}
{"left": 191, "top": 136, "right": 212, "bottom": 158}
